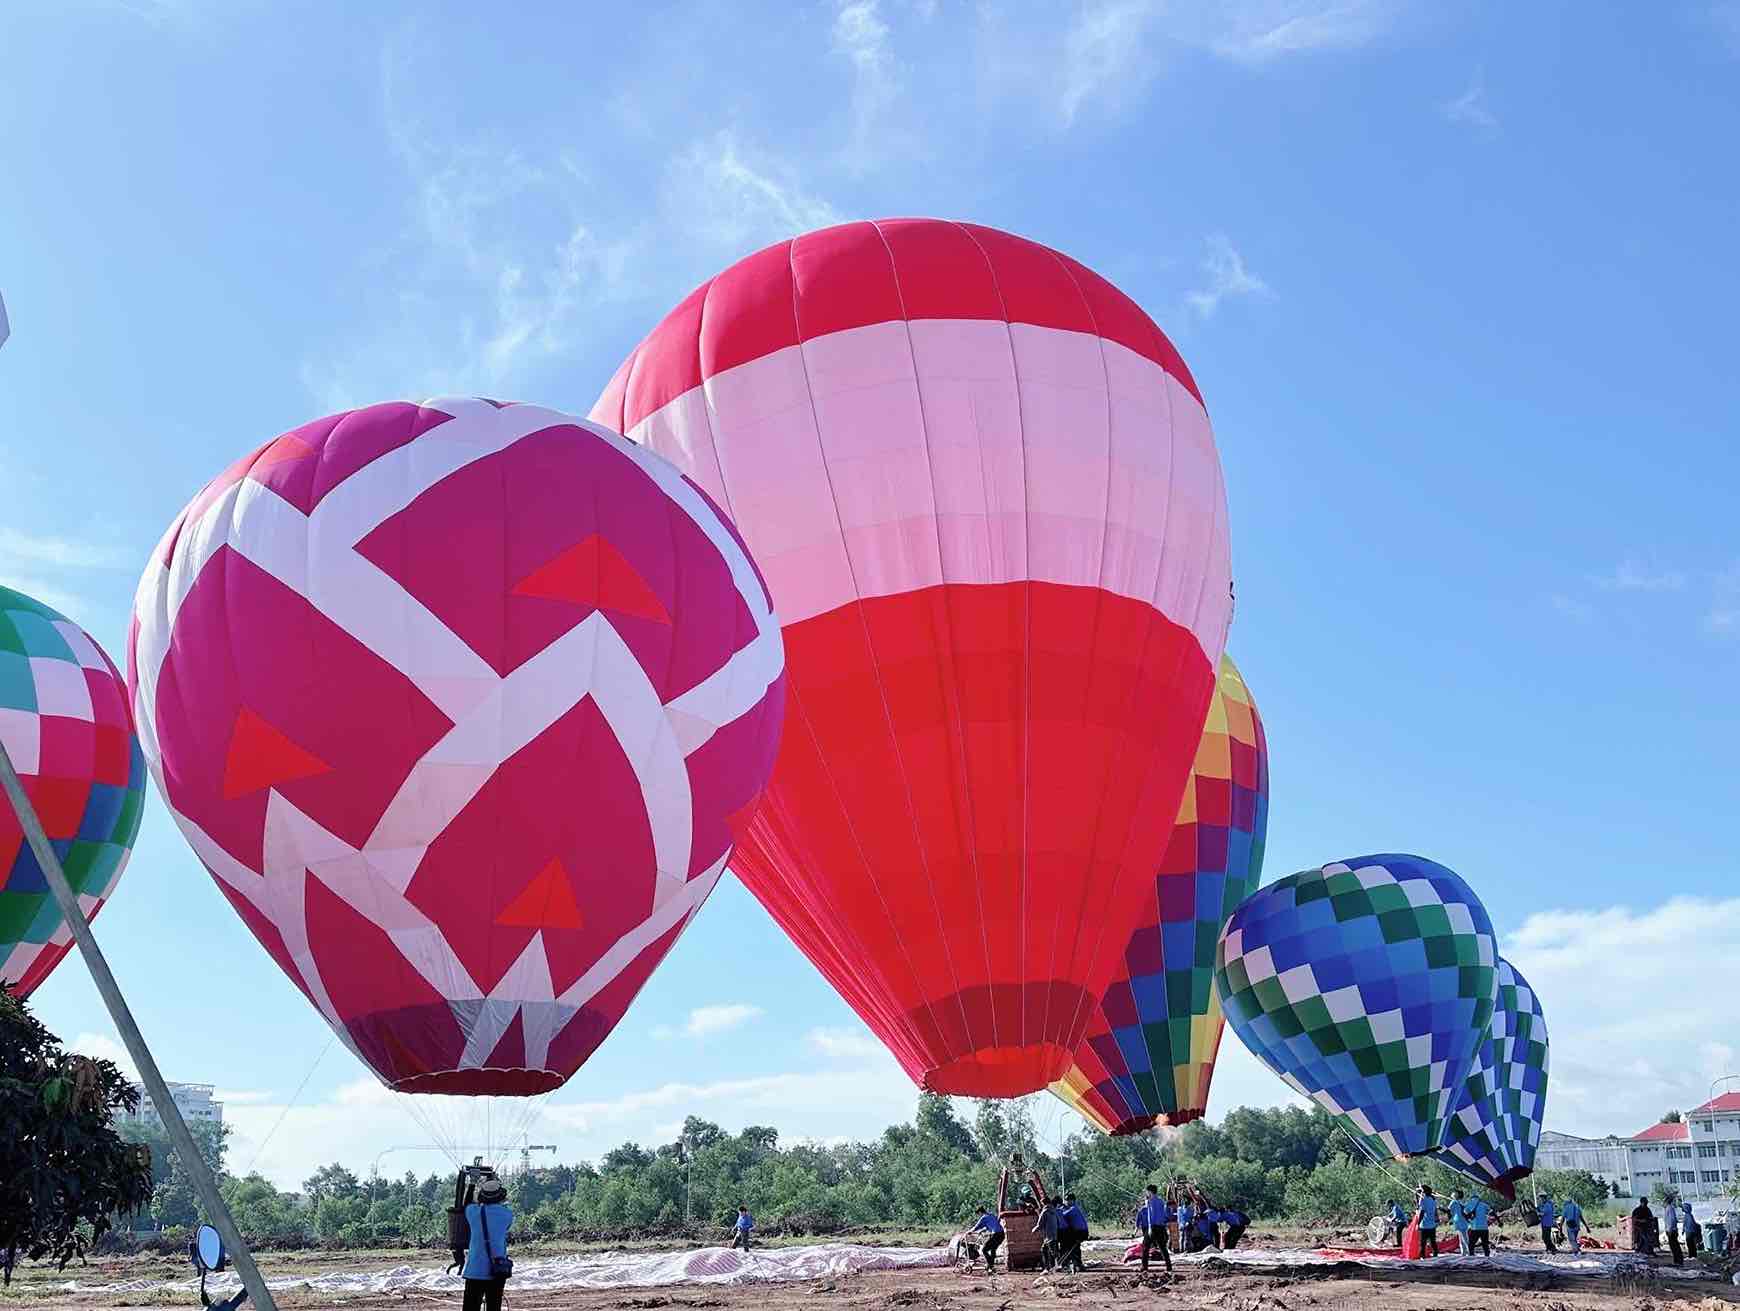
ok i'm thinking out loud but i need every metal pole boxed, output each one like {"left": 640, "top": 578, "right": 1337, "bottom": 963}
{"left": 0, "top": 741, "right": 277, "bottom": 1311}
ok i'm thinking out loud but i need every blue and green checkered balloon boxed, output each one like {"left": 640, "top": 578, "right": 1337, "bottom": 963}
{"left": 1442, "top": 957, "right": 1548, "bottom": 1194}
{"left": 1214, "top": 855, "right": 1498, "bottom": 1159}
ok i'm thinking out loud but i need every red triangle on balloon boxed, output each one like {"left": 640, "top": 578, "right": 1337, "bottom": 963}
{"left": 510, "top": 535, "right": 670, "bottom": 625}
{"left": 222, "top": 707, "right": 333, "bottom": 799}
{"left": 496, "top": 859, "right": 585, "bottom": 930}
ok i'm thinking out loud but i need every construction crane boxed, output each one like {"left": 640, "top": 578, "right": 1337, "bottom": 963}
{"left": 519, "top": 1143, "right": 558, "bottom": 1173}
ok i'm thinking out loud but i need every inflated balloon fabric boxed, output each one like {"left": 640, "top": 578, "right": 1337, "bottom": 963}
{"left": 0, "top": 587, "right": 146, "bottom": 995}
{"left": 129, "top": 399, "right": 785, "bottom": 1095}
{"left": 1215, "top": 855, "right": 1498, "bottom": 1157}
{"left": 1052, "top": 654, "right": 1267, "bottom": 1132}
{"left": 594, "top": 219, "right": 1233, "bottom": 1097}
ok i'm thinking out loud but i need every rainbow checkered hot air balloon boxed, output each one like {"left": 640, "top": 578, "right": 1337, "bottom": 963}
{"left": 1215, "top": 855, "right": 1498, "bottom": 1159}
{"left": 0, "top": 586, "right": 146, "bottom": 995}
{"left": 1051, "top": 654, "right": 1267, "bottom": 1133}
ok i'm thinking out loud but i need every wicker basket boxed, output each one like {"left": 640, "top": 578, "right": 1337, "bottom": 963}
{"left": 998, "top": 1212, "right": 1046, "bottom": 1271}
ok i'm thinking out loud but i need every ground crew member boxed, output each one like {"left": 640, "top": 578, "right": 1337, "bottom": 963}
{"left": 1467, "top": 1196, "right": 1492, "bottom": 1256}
{"left": 1137, "top": 1185, "right": 1172, "bottom": 1273}
{"left": 1538, "top": 1194, "right": 1558, "bottom": 1253}
{"left": 1665, "top": 1194, "right": 1683, "bottom": 1265}
{"left": 1562, "top": 1196, "right": 1585, "bottom": 1252}
{"left": 1416, "top": 1186, "right": 1440, "bottom": 1257}
{"left": 971, "top": 1206, "right": 1004, "bottom": 1272}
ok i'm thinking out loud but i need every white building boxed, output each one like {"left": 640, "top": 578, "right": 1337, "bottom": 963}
{"left": 119, "top": 1082, "right": 224, "bottom": 1130}
{"left": 1536, "top": 1092, "right": 1740, "bottom": 1202}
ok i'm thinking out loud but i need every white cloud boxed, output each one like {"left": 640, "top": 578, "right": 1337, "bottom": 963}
{"left": 1549, "top": 593, "right": 1594, "bottom": 623}
{"left": 1212, "top": 0, "right": 1401, "bottom": 63}
{"left": 1441, "top": 68, "right": 1499, "bottom": 131}
{"left": 832, "top": 0, "right": 902, "bottom": 167}
{"left": 806, "top": 1025, "right": 887, "bottom": 1062}
{"left": 652, "top": 1003, "right": 765, "bottom": 1041}
{"left": 544, "top": 1063, "right": 915, "bottom": 1135}
{"left": 1706, "top": 561, "right": 1740, "bottom": 634}
{"left": 303, "top": 27, "right": 645, "bottom": 411}
{"left": 1186, "top": 233, "right": 1271, "bottom": 319}
{"left": 1590, "top": 558, "right": 1687, "bottom": 592}
{"left": 1060, "top": 1, "right": 1164, "bottom": 126}
{"left": 0, "top": 528, "right": 132, "bottom": 620}
{"left": 70, "top": 1032, "right": 138, "bottom": 1082}
{"left": 1504, "top": 895, "right": 1740, "bottom": 1137}
{"left": 213, "top": 1088, "right": 278, "bottom": 1106}
{"left": 665, "top": 132, "right": 843, "bottom": 254}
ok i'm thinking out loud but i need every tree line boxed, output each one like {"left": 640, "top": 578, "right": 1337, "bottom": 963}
{"left": 115, "top": 1096, "right": 1620, "bottom": 1251}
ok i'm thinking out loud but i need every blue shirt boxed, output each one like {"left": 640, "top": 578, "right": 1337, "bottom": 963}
{"left": 1194, "top": 1211, "right": 1217, "bottom": 1234}
{"left": 735, "top": 1212, "right": 753, "bottom": 1232}
{"left": 462, "top": 1203, "right": 512, "bottom": 1280}
{"left": 1138, "top": 1198, "right": 1170, "bottom": 1229}
{"left": 1222, "top": 1209, "right": 1248, "bottom": 1228}
{"left": 1063, "top": 1204, "right": 1087, "bottom": 1230}
{"left": 1470, "top": 1200, "right": 1490, "bottom": 1228}
{"left": 1390, "top": 1204, "right": 1408, "bottom": 1224}
{"left": 1666, "top": 1205, "right": 1680, "bottom": 1233}
{"left": 1538, "top": 1200, "right": 1555, "bottom": 1225}
{"left": 1449, "top": 1200, "right": 1469, "bottom": 1228}
{"left": 1682, "top": 1204, "right": 1695, "bottom": 1231}
{"left": 1562, "top": 1201, "right": 1582, "bottom": 1228}
{"left": 1418, "top": 1196, "right": 1438, "bottom": 1227}
{"left": 974, "top": 1213, "right": 1004, "bottom": 1235}
{"left": 1178, "top": 1203, "right": 1195, "bottom": 1226}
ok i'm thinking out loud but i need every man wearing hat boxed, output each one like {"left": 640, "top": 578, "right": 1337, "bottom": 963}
{"left": 462, "top": 1175, "right": 514, "bottom": 1311}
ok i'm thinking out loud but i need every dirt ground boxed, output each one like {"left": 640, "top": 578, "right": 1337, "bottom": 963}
{"left": 6, "top": 1229, "right": 1738, "bottom": 1311}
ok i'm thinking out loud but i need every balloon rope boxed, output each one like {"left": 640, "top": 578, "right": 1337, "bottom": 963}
{"left": 243, "top": 1034, "right": 338, "bottom": 1177}
{"left": 1335, "top": 1121, "right": 1419, "bottom": 1196}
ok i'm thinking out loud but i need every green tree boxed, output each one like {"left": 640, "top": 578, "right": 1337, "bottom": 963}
{"left": 1661, "top": 1110, "right": 1683, "bottom": 1123}
{"left": 303, "top": 1163, "right": 361, "bottom": 1204}
{"left": 0, "top": 987, "right": 154, "bottom": 1281}
{"left": 1530, "top": 1168, "right": 1613, "bottom": 1214}
{"left": 915, "top": 1095, "right": 979, "bottom": 1160}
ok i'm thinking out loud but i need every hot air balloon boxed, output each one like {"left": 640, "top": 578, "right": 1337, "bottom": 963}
{"left": 1442, "top": 957, "right": 1548, "bottom": 1195}
{"left": 0, "top": 586, "right": 146, "bottom": 995}
{"left": 1051, "top": 654, "right": 1267, "bottom": 1133}
{"left": 593, "top": 219, "right": 1233, "bottom": 1097}
{"left": 1214, "top": 855, "right": 1498, "bottom": 1159}
{"left": 128, "top": 398, "right": 784, "bottom": 1152}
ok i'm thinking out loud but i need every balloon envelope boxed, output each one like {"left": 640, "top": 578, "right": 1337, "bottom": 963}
{"left": 129, "top": 399, "right": 784, "bottom": 1095}
{"left": 0, "top": 586, "right": 146, "bottom": 995}
{"left": 593, "top": 219, "right": 1233, "bottom": 1097}
{"left": 1052, "top": 654, "right": 1268, "bottom": 1133}
{"left": 1215, "top": 855, "right": 1498, "bottom": 1158}
{"left": 1443, "top": 957, "right": 1548, "bottom": 1193}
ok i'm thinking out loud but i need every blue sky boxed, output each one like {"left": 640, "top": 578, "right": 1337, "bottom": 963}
{"left": 4, "top": 0, "right": 1737, "bottom": 1189}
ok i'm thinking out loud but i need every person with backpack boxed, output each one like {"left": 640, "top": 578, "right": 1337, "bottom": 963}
{"left": 461, "top": 1175, "right": 513, "bottom": 1311}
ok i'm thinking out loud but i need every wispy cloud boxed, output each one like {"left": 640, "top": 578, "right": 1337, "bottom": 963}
{"left": 1208, "top": 0, "right": 1403, "bottom": 64}
{"left": 1706, "top": 561, "right": 1740, "bottom": 633}
{"left": 1710, "top": 0, "right": 1740, "bottom": 56}
{"left": 1441, "top": 68, "right": 1499, "bottom": 131}
{"left": 302, "top": 26, "right": 645, "bottom": 410}
{"left": 1549, "top": 593, "right": 1594, "bottom": 623}
{"left": 1506, "top": 896, "right": 1740, "bottom": 1136}
{"left": 806, "top": 1025, "right": 886, "bottom": 1062}
{"left": 651, "top": 1003, "right": 764, "bottom": 1041}
{"left": 0, "top": 529, "right": 132, "bottom": 619}
{"left": 832, "top": 0, "right": 902, "bottom": 168}
{"left": 1589, "top": 559, "right": 1688, "bottom": 592}
{"left": 1186, "top": 234, "right": 1271, "bottom": 319}
{"left": 1060, "top": 1, "right": 1163, "bottom": 125}
{"left": 664, "top": 132, "right": 843, "bottom": 252}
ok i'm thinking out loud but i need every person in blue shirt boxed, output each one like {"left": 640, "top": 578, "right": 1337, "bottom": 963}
{"left": 1664, "top": 1192, "right": 1683, "bottom": 1265}
{"left": 1682, "top": 1201, "right": 1700, "bottom": 1259}
{"left": 461, "top": 1175, "right": 513, "bottom": 1311}
{"left": 972, "top": 1206, "right": 1005, "bottom": 1272}
{"left": 1537, "top": 1195, "right": 1558, "bottom": 1253}
{"left": 1466, "top": 1196, "right": 1491, "bottom": 1256}
{"left": 1448, "top": 1190, "right": 1471, "bottom": 1252}
{"left": 1561, "top": 1197, "right": 1585, "bottom": 1253}
{"left": 1386, "top": 1201, "right": 1408, "bottom": 1246}
{"left": 1219, "top": 1204, "right": 1249, "bottom": 1250}
{"left": 1415, "top": 1186, "right": 1440, "bottom": 1257}
{"left": 1190, "top": 1206, "right": 1219, "bottom": 1252}
{"left": 1137, "top": 1185, "right": 1173, "bottom": 1272}
{"left": 730, "top": 1204, "right": 754, "bottom": 1252}
{"left": 1059, "top": 1194, "right": 1089, "bottom": 1272}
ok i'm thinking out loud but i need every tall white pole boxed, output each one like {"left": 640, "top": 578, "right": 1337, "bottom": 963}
{"left": 0, "top": 742, "right": 277, "bottom": 1311}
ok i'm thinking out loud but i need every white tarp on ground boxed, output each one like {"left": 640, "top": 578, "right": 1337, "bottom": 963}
{"left": 58, "top": 1243, "right": 951, "bottom": 1297}
{"left": 1095, "top": 1242, "right": 1717, "bottom": 1281}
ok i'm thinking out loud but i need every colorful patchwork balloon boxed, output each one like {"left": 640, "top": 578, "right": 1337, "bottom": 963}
{"left": 129, "top": 399, "right": 785, "bottom": 1102}
{"left": 1214, "top": 855, "right": 1498, "bottom": 1158}
{"left": 593, "top": 219, "right": 1232, "bottom": 1097}
{"left": 0, "top": 586, "right": 146, "bottom": 995}
{"left": 1052, "top": 654, "right": 1268, "bottom": 1133}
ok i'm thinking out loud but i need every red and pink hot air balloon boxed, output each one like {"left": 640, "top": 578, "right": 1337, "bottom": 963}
{"left": 128, "top": 399, "right": 784, "bottom": 1121}
{"left": 593, "top": 219, "right": 1232, "bottom": 1096}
